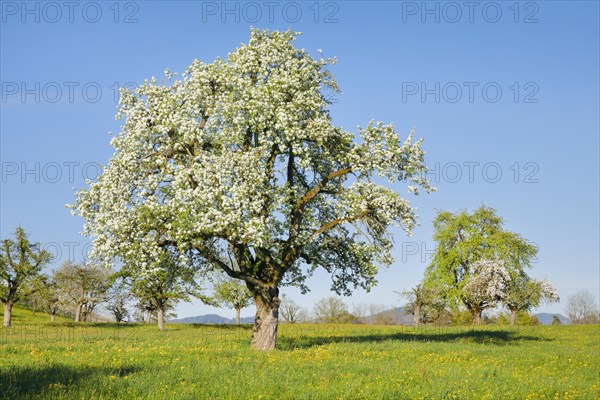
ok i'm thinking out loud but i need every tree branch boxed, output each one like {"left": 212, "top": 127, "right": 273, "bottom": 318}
{"left": 308, "top": 211, "right": 369, "bottom": 242}
{"left": 297, "top": 167, "right": 352, "bottom": 211}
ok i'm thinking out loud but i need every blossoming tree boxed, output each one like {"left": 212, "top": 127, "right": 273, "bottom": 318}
{"left": 424, "top": 206, "right": 539, "bottom": 324}
{"left": 72, "top": 29, "right": 432, "bottom": 350}
{"left": 461, "top": 259, "right": 511, "bottom": 324}
{"left": 504, "top": 276, "right": 559, "bottom": 326}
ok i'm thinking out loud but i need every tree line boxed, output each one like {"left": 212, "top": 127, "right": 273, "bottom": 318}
{"left": 1, "top": 227, "right": 209, "bottom": 329}
{"left": 2, "top": 221, "right": 598, "bottom": 330}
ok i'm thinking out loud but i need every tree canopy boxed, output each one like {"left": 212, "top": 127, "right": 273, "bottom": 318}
{"left": 72, "top": 28, "right": 432, "bottom": 349}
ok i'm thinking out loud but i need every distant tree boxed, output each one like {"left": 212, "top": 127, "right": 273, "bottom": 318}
{"left": 279, "top": 294, "right": 306, "bottom": 323}
{"left": 105, "top": 277, "right": 132, "bottom": 323}
{"left": 516, "top": 312, "right": 540, "bottom": 326}
{"left": 504, "top": 276, "right": 559, "bottom": 326}
{"left": 424, "top": 206, "right": 538, "bottom": 324}
{"left": 212, "top": 275, "right": 253, "bottom": 325}
{"left": 24, "top": 275, "right": 47, "bottom": 315}
{"left": 128, "top": 253, "right": 206, "bottom": 331}
{"left": 551, "top": 315, "right": 562, "bottom": 325}
{"left": 565, "top": 290, "right": 600, "bottom": 324}
{"left": 397, "top": 283, "right": 446, "bottom": 325}
{"left": 133, "top": 300, "right": 155, "bottom": 323}
{"left": 313, "top": 297, "right": 353, "bottom": 324}
{"left": 460, "top": 259, "right": 511, "bottom": 324}
{"left": 351, "top": 303, "right": 369, "bottom": 324}
{"left": 136, "top": 300, "right": 178, "bottom": 324}
{"left": 0, "top": 227, "right": 52, "bottom": 327}
{"left": 32, "top": 275, "right": 62, "bottom": 322}
{"left": 54, "top": 261, "right": 111, "bottom": 322}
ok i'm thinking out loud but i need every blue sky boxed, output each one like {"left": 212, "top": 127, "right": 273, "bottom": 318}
{"left": 1, "top": 1, "right": 598, "bottom": 320}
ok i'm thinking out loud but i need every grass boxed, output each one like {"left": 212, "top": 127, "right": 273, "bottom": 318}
{"left": 1, "top": 305, "right": 599, "bottom": 399}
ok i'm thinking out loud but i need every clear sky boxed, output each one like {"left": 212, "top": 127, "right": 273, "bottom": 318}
{"left": 1, "top": 1, "right": 598, "bottom": 320}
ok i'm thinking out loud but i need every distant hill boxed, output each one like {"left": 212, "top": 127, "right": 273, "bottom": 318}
{"left": 359, "top": 306, "right": 414, "bottom": 325}
{"left": 170, "top": 314, "right": 255, "bottom": 324}
{"left": 535, "top": 313, "right": 571, "bottom": 325}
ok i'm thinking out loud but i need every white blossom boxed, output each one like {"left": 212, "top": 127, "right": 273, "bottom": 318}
{"left": 462, "top": 259, "right": 511, "bottom": 308}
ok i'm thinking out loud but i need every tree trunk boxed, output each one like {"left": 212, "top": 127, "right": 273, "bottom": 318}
{"left": 75, "top": 303, "right": 83, "bottom": 322}
{"left": 509, "top": 309, "right": 518, "bottom": 326}
{"left": 251, "top": 291, "right": 280, "bottom": 351}
{"left": 3, "top": 302, "right": 14, "bottom": 328}
{"left": 50, "top": 312, "right": 56, "bottom": 323}
{"left": 472, "top": 309, "right": 482, "bottom": 325}
{"left": 413, "top": 303, "right": 421, "bottom": 326}
{"left": 146, "top": 311, "right": 152, "bottom": 324}
{"left": 157, "top": 308, "right": 164, "bottom": 331}
{"left": 236, "top": 308, "right": 241, "bottom": 325}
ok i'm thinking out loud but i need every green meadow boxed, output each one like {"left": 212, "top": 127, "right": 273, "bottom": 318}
{"left": 1, "top": 306, "right": 598, "bottom": 400}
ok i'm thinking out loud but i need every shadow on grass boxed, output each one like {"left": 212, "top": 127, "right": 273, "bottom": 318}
{"left": 276, "top": 326, "right": 552, "bottom": 350}
{"left": 0, "top": 364, "right": 140, "bottom": 399}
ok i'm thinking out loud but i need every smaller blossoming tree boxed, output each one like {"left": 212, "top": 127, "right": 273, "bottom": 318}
{"left": 504, "top": 276, "right": 559, "bottom": 326}
{"left": 461, "top": 258, "right": 511, "bottom": 323}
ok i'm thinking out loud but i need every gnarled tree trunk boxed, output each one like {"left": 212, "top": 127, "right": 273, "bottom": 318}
{"left": 413, "top": 303, "right": 421, "bottom": 326}
{"left": 250, "top": 289, "right": 280, "bottom": 351}
{"left": 50, "top": 311, "right": 56, "bottom": 322}
{"left": 472, "top": 309, "right": 482, "bottom": 325}
{"left": 3, "top": 302, "right": 14, "bottom": 328}
{"left": 75, "top": 302, "right": 83, "bottom": 322}
{"left": 509, "top": 309, "right": 518, "bottom": 326}
{"left": 157, "top": 308, "right": 164, "bottom": 331}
